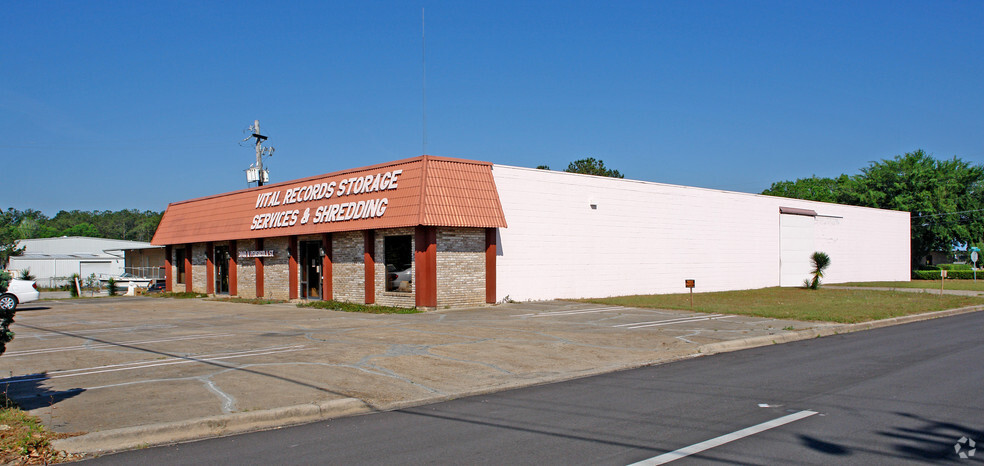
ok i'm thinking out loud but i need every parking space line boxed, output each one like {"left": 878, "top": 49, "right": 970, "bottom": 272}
{"left": 615, "top": 314, "right": 735, "bottom": 330}
{"left": 0, "top": 345, "right": 307, "bottom": 384}
{"left": 512, "top": 306, "right": 629, "bottom": 318}
{"left": 4, "top": 333, "right": 236, "bottom": 357}
{"left": 629, "top": 410, "right": 819, "bottom": 465}
{"left": 15, "top": 324, "right": 179, "bottom": 339}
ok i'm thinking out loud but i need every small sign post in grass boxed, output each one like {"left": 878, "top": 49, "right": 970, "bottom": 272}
{"left": 685, "top": 279, "right": 695, "bottom": 310}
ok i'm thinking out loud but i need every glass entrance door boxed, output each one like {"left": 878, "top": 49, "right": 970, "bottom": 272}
{"left": 300, "top": 241, "right": 321, "bottom": 299}
{"left": 214, "top": 246, "right": 230, "bottom": 294}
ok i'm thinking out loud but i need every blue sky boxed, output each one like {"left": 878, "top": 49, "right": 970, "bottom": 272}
{"left": 3, "top": 1, "right": 981, "bottom": 215}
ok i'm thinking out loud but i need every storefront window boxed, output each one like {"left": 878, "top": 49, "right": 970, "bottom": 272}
{"left": 175, "top": 248, "right": 186, "bottom": 284}
{"left": 384, "top": 235, "right": 412, "bottom": 292}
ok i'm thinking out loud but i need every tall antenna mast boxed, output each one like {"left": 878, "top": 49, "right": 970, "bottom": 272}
{"left": 422, "top": 7, "right": 428, "bottom": 156}
{"left": 244, "top": 120, "right": 274, "bottom": 187}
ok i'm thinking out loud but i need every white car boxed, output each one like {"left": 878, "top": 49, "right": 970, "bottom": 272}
{"left": 1, "top": 279, "right": 40, "bottom": 311}
{"left": 386, "top": 265, "right": 413, "bottom": 291}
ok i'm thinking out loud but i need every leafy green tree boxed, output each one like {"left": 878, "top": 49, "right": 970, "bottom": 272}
{"left": 45, "top": 209, "right": 162, "bottom": 241}
{"left": 536, "top": 165, "right": 550, "bottom": 170}
{"left": 565, "top": 158, "right": 624, "bottom": 178}
{"left": 763, "top": 150, "right": 984, "bottom": 268}
{"left": 0, "top": 210, "right": 25, "bottom": 268}
{"left": 61, "top": 222, "right": 101, "bottom": 238}
{"left": 762, "top": 175, "right": 855, "bottom": 204}
{"left": 849, "top": 150, "right": 984, "bottom": 267}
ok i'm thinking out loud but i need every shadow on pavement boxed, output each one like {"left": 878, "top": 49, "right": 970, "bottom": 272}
{"left": 13, "top": 322, "right": 364, "bottom": 406}
{"left": 2, "top": 372, "right": 85, "bottom": 410}
{"left": 880, "top": 412, "right": 982, "bottom": 461}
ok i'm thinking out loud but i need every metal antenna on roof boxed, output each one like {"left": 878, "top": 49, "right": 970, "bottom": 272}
{"left": 422, "top": 7, "right": 428, "bottom": 156}
{"left": 243, "top": 120, "right": 274, "bottom": 187}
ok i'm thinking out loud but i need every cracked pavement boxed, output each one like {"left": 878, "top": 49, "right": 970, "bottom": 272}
{"left": 0, "top": 297, "right": 830, "bottom": 435}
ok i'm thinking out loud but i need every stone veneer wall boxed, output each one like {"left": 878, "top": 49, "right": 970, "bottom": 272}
{"left": 332, "top": 231, "right": 365, "bottom": 303}
{"left": 435, "top": 227, "right": 486, "bottom": 308}
{"left": 191, "top": 243, "right": 207, "bottom": 292}
{"left": 169, "top": 247, "right": 180, "bottom": 290}
{"left": 237, "top": 251, "right": 257, "bottom": 298}
{"left": 261, "top": 237, "right": 291, "bottom": 300}
{"left": 374, "top": 227, "right": 416, "bottom": 308}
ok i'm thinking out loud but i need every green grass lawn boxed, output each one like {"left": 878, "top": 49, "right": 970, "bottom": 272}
{"left": 298, "top": 300, "right": 421, "bottom": 314}
{"left": 837, "top": 279, "right": 984, "bottom": 292}
{"left": 580, "top": 287, "right": 984, "bottom": 323}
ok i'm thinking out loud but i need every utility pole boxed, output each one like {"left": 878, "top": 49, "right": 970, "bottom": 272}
{"left": 253, "top": 120, "right": 267, "bottom": 186}
{"left": 244, "top": 120, "right": 274, "bottom": 187}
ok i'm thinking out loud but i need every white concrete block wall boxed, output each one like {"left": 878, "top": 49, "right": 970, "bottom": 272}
{"left": 492, "top": 165, "right": 910, "bottom": 301}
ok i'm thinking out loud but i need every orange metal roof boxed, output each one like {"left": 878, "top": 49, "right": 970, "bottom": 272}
{"left": 152, "top": 156, "right": 507, "bottom": 245}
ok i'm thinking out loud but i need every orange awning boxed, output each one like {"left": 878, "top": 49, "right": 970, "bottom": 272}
{"left": 152, "top": 155, "right": 507, "bottom": 245}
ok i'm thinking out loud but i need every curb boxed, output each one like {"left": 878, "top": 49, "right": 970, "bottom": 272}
{"left": 697, "top": 304, "right": 984, "bottom": 355}
{"left": 53, "top": 305, "right": 984, "bottom": 456}
{"left": 51, "top": 397, "right": 372, "bottom": 455}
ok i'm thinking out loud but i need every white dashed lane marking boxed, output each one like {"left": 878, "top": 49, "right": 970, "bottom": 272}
{"left": 628, "top": 410, "right": 819, "bottom": 465}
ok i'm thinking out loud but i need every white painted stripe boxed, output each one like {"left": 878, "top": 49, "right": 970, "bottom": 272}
{"left": 17, "top": 324, "right": 178, "bottom": 339}
{"left": 512, "top": 307, "right": 622, "bottom": 317}
{"left": 513, "top": 306, "right": 626, "bottom": 318}
{"left": 1, "top": 346, "right": 307, "bottom": 384}
{"left": 4, "top": 333, "right": 236, "bottom": 357}
{"left": 45, "top": 345, "right": 304, "bottom": 375}
{"left": 629, "top": 410, "right": 819, "bottom": 465}
{"left": 613, "top": 314, "right": 724, "bottom": 328}
{"left": 625, "top": 315, "right": 735, "bottom": 330}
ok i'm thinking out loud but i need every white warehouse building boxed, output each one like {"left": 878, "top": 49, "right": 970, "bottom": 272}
{"left": 492, "top": 165, "right": 910, "bottom": 301}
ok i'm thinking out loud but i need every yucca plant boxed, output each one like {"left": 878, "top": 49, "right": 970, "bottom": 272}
{"left": 809, "top": 251, "right": 831, "bottom": 290}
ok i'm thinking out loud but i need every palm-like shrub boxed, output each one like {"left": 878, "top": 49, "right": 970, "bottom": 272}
{"left": 809, "top": 252, "right": 831, "bottom": 290}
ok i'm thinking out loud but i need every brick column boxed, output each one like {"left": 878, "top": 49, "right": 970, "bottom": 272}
{"left": 288, "top": 236, "right": 298, "bottom": 300}
{"left": 364, "top": 230, "right": 375, "bottom": 304}
{"left": 414, "top": 226, "right": 437, "bottom": 307}
{"left": 184, "top": 244, "right": 193, "bottom": 293}
{"left": 205, "top": 242, "right": 214, "bottom": 295}
{"left": 485, "top": 228, "right": 496, "bottom": 304}
{"left": 164, "top": 245, "right": 173, "bottom": 292}
{"left": 322, "top": 233, "right": 333, "bottom": 301}
{"left": 229, "top": 240, "right": 238, "bottom": 296}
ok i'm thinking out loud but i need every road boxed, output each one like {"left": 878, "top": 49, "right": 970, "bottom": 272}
{"left": 85, "top": 311, "right": 984, "bottom": 465}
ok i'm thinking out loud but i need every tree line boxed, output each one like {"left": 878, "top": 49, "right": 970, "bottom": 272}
{"left": 1, "top": 209, "right": 163, "bottom": 267}
{"left": 762, "top": 149, "right": 984, "bottom": 268}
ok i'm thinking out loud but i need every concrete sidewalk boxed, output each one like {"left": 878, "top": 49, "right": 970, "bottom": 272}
{"left": 0, "top": 297, "right": 978, "bottom": 455}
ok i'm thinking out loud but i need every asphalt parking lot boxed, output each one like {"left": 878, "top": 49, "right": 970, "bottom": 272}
{"left": 0, "top": 296, "right": 830, "bottom": 452}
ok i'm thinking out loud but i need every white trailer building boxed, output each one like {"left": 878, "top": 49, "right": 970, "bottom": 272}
{"left": 8, "top": 237, "right": 161, "bottom": 288}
